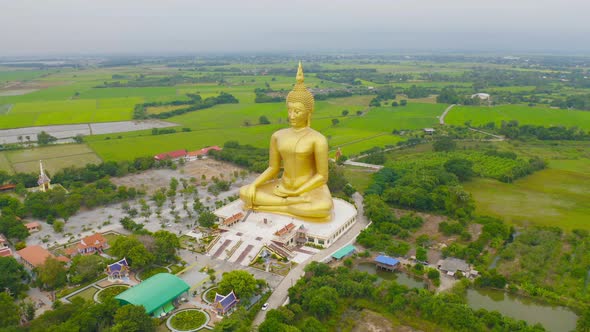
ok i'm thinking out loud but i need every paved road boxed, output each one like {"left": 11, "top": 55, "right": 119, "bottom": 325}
{"left": 252, "top": 193, "right": 370, "bottom": 326}
{"left": 343, "top": 160, "right": 384, "bottom": 170}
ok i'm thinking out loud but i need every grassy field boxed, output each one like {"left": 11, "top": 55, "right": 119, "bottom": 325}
{"left": 342, "top": 166, "right": 376, "bottom": 193}
{"left": 0, "top": 144, "right": 102, "bottom": 174}
{"left": 445, "top": 104, "right": 590, "bottom": 130}
{"left": 464, "top": 167, "right": 590, "bottom": 231}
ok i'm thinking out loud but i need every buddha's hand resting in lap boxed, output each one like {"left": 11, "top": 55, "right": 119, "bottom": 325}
{"left": 273, "top": 183, "right": 298, "bottom": 197}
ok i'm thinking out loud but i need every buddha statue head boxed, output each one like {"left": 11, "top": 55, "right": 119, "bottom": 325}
{"left": 286, "top": 61, "right": 315, "bottom": 127}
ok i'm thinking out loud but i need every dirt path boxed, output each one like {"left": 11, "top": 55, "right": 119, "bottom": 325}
{"left": 439, "top": 104, "right": 456, "bottom": 125}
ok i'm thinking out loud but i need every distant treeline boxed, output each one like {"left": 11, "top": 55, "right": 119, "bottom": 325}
{"left": 254, "top": 87, "right": 355, "bottom": 103}
{"left": 95, "top": 74, "right": 219, "bottom": 88}
{"left": 133, "top": 92, "right": 238, "bottom": 119}
{"left": 209, "top": 141, "right": 268, "bottom": 173}
{"left": 477, "top": 121, "right": 590, "bottom": 140}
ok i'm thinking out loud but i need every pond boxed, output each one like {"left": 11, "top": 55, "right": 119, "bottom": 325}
{"left": 466, "top": 288, "right": 578, "bottom": 332}
{"left": 356, "top": 262, "right": 427, "bottom": 289}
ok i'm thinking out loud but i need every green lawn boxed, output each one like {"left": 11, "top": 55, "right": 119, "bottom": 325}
{"left": 445, "top": 104, "right": 590, "bottom": 130}
{"left": 464, "top": 168, "right": 590, "bottom": 231}
{"left": 69, "top": 286, "right": 98, "bottom": 302}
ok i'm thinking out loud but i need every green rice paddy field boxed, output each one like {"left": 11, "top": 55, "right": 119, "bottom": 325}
{"left": 464, "top": 165, "right": 590, "bottom": 231}
{"left": 0, "top": 144, "right": 102, "bottom": 174}
{"left": 445, "top": 104, "right": 590, "bottom": 130}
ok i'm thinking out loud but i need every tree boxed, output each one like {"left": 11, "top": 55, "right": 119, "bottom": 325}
{"left": 37, "top": 131, "right": 58, "bottom": 145}
{"left": 110, "top": 236, "right": 154, "bottom": 268}
{"left": 259, "top": 115, "right": 271, "bottom": 125}
{"left": 436, "top": 87, "right": 460, "bottom": 104}
{"left": 0, "top": 293, "right": 20, "bottom": 328}
{"left": 111, "top": 305, "right": 156, "bottom": 332}
{"left": 400, "top": 99, "right": 407, "bottom": 106}
{"left": 305, "top": 286, "right": 338, "bottom": 319}
{"left": 433, "top": 137, "right": 457, "bottom": 152}
{"left": 577, "top": 307, "right": 590, "bottom": 332}
{"left": 198, "top": 211, "right": 217, "bottom": 228}
{"left": 0, "top": 214, "right": 29, "bottom": 240}
{"left": 327, "top": 162, "right": 347, "bottom": 193}
{"left": 0, "top": 256, "right": 29, "bottom": 297}
{"left": 416, "top": 247, "right": 428, "bottom": 262}
{"left": 218, "top": 270, "right": 258, "bottom": 299}
{"left": 331, "top": 118, "right": 339, "bottom": 126}
{"left": 37, "top": 256, "right": 67, "bottom": 290}
{"left": 153, "top": 230, "right": 180, "bottom": 264}
{"left": 341, "top": 110, "right": 349, "bottom": 116}
{"left": 444, "top": 158, "right": 474, "bottom": 181}
{"left": 53, "top": 220, "right": 65, "bottom": 233}
{"left": 70, "top": 255, "right": 105, "bottom": 284}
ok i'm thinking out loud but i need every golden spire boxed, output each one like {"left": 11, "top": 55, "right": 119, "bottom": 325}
{"left": 286, "top": 61, "right": 315, "bottom": 113}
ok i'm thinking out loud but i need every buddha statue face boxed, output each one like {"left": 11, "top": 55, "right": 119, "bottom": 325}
{"left": 287, "top": 102, "right": 310, "bottom": 129}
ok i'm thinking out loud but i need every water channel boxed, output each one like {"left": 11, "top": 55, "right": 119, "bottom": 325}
{"left": 356, "top": 262, "right": 427, "bottom": 289}
{"left": 355, "top": 262, "right": 578, "bottom": 331}
{"left": 467, "top": 288, "right": 578, "bottom": 332}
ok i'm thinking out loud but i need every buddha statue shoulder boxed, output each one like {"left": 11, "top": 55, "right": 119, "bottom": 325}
{"left": 240, "top": 62, "right": 333, "bottom": 221}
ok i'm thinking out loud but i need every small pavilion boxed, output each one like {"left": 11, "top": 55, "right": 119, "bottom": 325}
{"left": 375, "top": 255, "right": 400, "bottom": 271}
{"left": 331, "top": 244, "right": 356, "bottom": 261}
{"left": 213, "top": 290, "right": 239, "bottom": 316}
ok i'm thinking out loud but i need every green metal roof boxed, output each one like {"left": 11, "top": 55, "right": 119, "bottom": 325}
{"left": 115, "top": 273, "right": 189, "bottom": 314}
{"left": 332, "top": 244, "right": 356, "bottom": 260}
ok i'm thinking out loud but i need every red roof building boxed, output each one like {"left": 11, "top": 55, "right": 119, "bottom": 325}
{"left": 154, "top": 149, "right": 187, "bottom": 161}
{"left": 0, "top": 234, "right": 12, "bottom": 257}
{"left": 66, "top": 233, "right": 109, "bottom": 256}
{"left": 186, "top": 146, "right": 222, "bottom": 160}
{"left": 17, "top": 245, "right": 69, "bottom": 269}
{"left": 25, "top": 222, "right": 41, "bottom": 233}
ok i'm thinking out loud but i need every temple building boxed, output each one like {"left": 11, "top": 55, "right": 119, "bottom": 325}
{"left": 213, "top": 290, "right": 239, "bottom": 316}
{"left": 106, "top": 258, "right": 130, "bottom": 282}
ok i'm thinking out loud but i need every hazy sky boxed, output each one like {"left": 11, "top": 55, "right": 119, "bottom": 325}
{"left": 1, "top": 0, "right": 589, "bottom": 56}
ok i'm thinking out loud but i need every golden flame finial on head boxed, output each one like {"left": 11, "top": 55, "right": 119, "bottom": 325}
{"left": 296, "top": 61, "right": 304, "bottom": 84}
{"left": 286, "top": 61, "right": 315, "bottom": 114}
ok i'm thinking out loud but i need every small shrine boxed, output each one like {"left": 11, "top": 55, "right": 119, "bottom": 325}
{"left": 106, "top": 258, "right": 130, "bottom": 282}
{"left": 38, "top": 160, "right": 52, "bottom": 192}
{"left": 213, "top": 290, "right": 239, "bottom": 316}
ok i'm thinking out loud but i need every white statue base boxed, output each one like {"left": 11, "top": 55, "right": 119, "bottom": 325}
{"left": 212, "top": 198, "right": 357, "bottom": 257}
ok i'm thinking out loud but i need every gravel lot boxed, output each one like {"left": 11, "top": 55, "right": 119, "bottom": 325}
{"left": 25, "top": 160, "right": 255, "bottom": 249}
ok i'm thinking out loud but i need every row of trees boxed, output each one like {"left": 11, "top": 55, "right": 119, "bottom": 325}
{"left": 133, "top": 92, "right": 238, "bottom": 119}
{"left": 24, "top": 179, "right": 141, "bottom": 221}
{"left": 0, "top": 296, "right": 157, "bottom": 331}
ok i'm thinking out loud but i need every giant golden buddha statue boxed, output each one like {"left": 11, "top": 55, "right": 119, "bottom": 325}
{"left": 240, "top": 62, "right": 333, "bottom": 221}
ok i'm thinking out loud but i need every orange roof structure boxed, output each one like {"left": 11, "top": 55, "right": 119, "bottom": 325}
{"left": 187, "top": 146, "right": 222, "bottom": 158}
{"left": 26, "top": 222, "right": 40, "bottom": 230}
{"left": 275, "top": 223, "right": 296, "bottom": 236}
{"left": 17, "top": 245, "right": 53, "bottom": 268}
{"left": 154, "top": 149, "right": 187, "bottom": 160}
{"left": 223, "top": 212, "right": 243, "bottom": 226}
{"left": 79, "top": 233, "right": 107, "bottom": 250}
